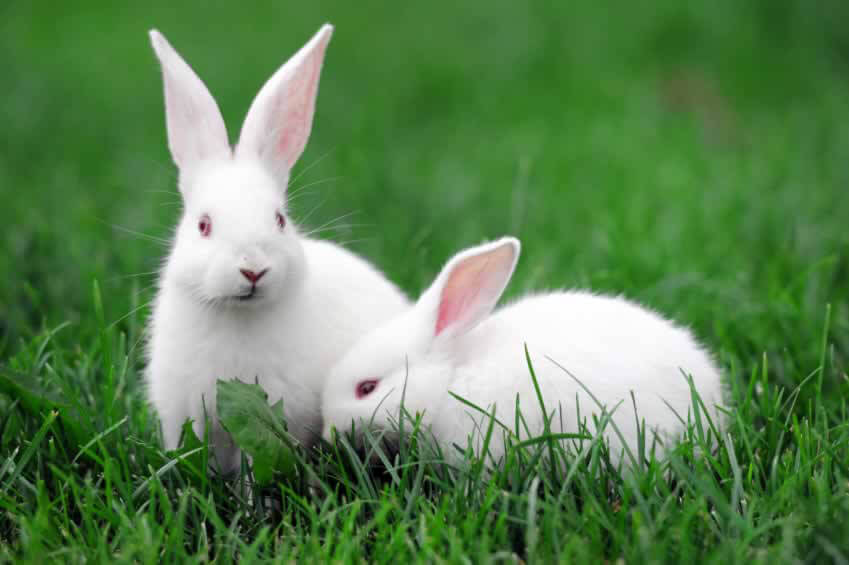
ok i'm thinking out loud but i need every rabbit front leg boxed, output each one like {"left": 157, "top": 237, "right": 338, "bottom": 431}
{"left": 151, "top": 376, "right": 241, "bottom": 474}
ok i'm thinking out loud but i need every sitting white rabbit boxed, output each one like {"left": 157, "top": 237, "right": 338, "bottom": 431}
{"left": 321, "top": 237, "right": 725, "bottom": 465}
{"left": 145, "top": 24, "right": 409, "bottom": 472}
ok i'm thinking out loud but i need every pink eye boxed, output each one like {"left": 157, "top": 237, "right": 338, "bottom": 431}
{"left": 276, "top": 211, "right": 286, "bottom": 230}
{"left": 198, "top": 214, "right": 211, "bottom": 237}
{"left": 356, "top": 379, "right": 378, "bottom": 399}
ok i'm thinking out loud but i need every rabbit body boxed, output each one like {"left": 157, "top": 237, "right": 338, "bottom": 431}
{"left": 416, "top": 291, "right": 721, "bottom": 462}
{"left": 144, "top": 25, "right": 409, "bottom": 470}
{"left": 148, "top": 235, "right": 409, "bottom": 470}
{"left": 322, "top": 238, "right": 724, "bottom": 465}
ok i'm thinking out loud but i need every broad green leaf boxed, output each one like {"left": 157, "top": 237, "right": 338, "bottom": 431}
{"left": 216, "top": 379, "right": 297, "bottom": 484}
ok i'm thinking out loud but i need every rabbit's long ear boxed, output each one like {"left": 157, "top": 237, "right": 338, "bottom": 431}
{"left": 419, "top": 237, "right": 521, "bottom": 342}
{"left": 149, "top": 30, "right": 230, "bottom": 180}
{"left": 235, "top": 24, "right": 333, "bottom": 186}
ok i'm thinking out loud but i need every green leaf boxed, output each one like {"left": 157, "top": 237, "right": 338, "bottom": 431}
{"left": 216, "top": 379, "right": 297, "bottom": 484}
{"left": 177, "top": 419, "right": 207, "bottom": 477}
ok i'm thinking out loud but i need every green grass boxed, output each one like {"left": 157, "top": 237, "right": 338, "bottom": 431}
{"left": 2, "top": 0, "right": 849, "bottom": 561}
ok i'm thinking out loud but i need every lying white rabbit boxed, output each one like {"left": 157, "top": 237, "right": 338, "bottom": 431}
{"left": 145, "top": 24, "right": 409, "bottom": 472}
{"left": 321, "top": 237, "right": 725, "bottom": 464}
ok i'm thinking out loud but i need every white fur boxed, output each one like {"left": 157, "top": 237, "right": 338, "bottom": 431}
{"left": 322, "top": 237, "right": 725, "bottom": 465}
{"left": 145, "top": 25, "right": 409, "bottom": 471}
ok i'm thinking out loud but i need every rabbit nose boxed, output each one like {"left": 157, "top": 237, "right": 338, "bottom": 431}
{"left": 240, "top": 268, "right": 268, "bottom": 283}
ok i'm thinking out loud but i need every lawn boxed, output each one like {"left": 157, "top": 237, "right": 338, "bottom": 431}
{"left": 2, "top": 0, "right": 849, "bottom": 562}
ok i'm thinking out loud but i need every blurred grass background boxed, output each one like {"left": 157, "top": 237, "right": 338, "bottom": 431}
{"left": 2, "top": 0, "right": 848, "bottom": 408}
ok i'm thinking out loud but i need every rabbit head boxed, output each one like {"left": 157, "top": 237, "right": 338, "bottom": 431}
{"left": 149, "top": 25, "right": 332, "bottom": 307}
{"left": 321, "top": 237, "right": 521, "bottom": 440}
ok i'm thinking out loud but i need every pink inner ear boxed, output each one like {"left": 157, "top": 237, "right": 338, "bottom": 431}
{"left": 432, "top": 242, "right": 516, "bottom": 338}
{"left": 436, "top": 288, "right": 480, "bottom": 336}
{"left": 435, "top": 298, "right": 458, "bottom": 336}
{"left": 435, "top": 259, "right": 489, "bottom": 336}
{"left": 270, "top": 48, "right": 322, "bottom": 169}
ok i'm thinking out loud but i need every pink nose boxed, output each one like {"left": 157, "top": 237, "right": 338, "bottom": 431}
{"left": 240, "top": 268, "right": 268, "bottom": 284}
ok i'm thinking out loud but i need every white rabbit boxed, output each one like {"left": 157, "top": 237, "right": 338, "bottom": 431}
{"left": 321, "top": 237, "right": 725, "bottom": 465}
{"left": 145, "top": 24, "right": 410, "bottom": 472}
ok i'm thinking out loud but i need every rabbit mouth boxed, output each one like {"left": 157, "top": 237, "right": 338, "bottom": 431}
{"left": 235, "top": 286, "right": 262, "bottom": 301}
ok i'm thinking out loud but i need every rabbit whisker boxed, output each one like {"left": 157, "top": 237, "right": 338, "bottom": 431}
{"left": 288, "top": 175, "right": 343, "bottom": 196}
{"left": 106, "top": 223, "right": 171, "bottom": 247}
{"left": 303, "top": 221, "right": 370, "bottom": 236}
{"left": 301, "top": 210, "right": 361, "bottom": 237}
{"left": 284, "top": 188, "right": 318, "bottom": 206}
{"left": 287, "top": 148, "right": 336, "bottom": 186}
{"left": 296, "top": 198, "right": 330, "bottom": 226}
{"left": 107, "top": 299, "right": 154, "bottom": 330}
{"left": 107, "top": 270, "right": 161, "bottom": 282}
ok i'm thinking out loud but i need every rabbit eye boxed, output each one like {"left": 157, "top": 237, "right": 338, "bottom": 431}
{"left": 356, "top": 379, "right": 378, "bottom": 399}
{"left": 276, "top": 211, "right": 286, "bottom": 230}
{"left": 198, "top": 214, "right": 212, "bottom": 237}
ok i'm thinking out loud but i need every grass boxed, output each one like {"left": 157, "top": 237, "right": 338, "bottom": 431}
{"left": 2, "top": 0, "right": 849, "bottom": 561}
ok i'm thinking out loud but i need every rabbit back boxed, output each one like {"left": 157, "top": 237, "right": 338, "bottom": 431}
{"left": 433, "top": 291, "right": 723, "bottom": 460}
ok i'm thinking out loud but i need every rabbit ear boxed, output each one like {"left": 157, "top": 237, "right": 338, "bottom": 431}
{"left": 419, "top": 237, "right": 521, "bottom": 341}
{"left": 149, "top": 30, "right": 230, "bottom": 181}
{"left": 235, "top": 24, "right": 333, "bottom": 186}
